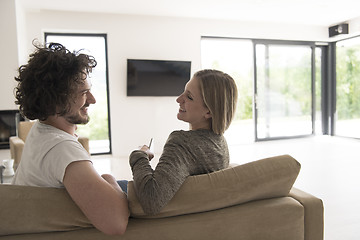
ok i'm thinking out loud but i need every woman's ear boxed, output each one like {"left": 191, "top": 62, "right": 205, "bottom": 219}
{"left": 204, "top": 110, "right": 212, "bottom": 119}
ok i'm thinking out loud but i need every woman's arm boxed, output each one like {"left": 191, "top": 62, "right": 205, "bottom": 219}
{"left": 63, "top": 161, "right": 129, "bottom": 235}
{"left": 130, "top": 132, "right": 190, "bottom": 215}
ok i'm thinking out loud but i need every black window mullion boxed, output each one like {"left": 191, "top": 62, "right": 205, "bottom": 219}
{"left": 320, "top": 46, "right": 330, "bottom": 135}
{"left": 328, "top": 43, "right": 337, "bottom": 136}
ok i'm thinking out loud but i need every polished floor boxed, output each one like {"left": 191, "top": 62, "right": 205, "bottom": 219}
{"left": 91, "top": 135, "right": 360, "bottom": 240}
{"left": 2, "top": 135, "right": 359, "bottom": 239}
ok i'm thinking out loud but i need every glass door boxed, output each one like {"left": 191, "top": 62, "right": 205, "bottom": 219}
{"left": 254, "top": 41, "right": 315, "bottom": 140}
{"left": 335, "top": 37, "right": 360, "bottom": 138}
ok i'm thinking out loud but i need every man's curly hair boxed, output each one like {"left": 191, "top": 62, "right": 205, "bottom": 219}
{"left": 14, "top": 42, "right": 97, "bottom": 121}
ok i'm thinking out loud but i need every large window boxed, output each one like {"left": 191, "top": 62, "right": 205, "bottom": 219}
{"left": 201, "top": 38, "right": 254, "bottom": 144}
{"left": 45, "top": 33, "right": 111, "bottom": 154}
{"left": 335, "top": 37, "right": 360, "bottom": 138}
{"left": 201, "top": 37, "right": 316, "bottom": 144}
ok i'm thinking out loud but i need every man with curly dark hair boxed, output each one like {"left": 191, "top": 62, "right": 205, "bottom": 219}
{"left": 12, "top": 42, "right": 129, "bottom": 235}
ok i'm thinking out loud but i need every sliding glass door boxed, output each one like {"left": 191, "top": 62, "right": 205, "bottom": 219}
{"left": 335, "top": 37, "right": 360, "bottom": 138}
{"left": 254, "top": 41, "right": 315, "bottom": 140}
{"left": 201, "top": 37, "right": 316, "bottom": 143}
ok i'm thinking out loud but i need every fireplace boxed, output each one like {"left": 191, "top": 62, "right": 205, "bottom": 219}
{"left": 0, "top": 110, "right": 24, "bottom": 149}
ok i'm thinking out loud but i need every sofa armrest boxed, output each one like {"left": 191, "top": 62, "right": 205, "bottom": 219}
{"left": 289, "top": 188, "right": 324, "bottom": 240}
{"left": 9, "top": 136, "right": 24, "bottom": 169}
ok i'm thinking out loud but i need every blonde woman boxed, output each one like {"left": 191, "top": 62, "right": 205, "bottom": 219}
{"left": 130, "top": 69, "right": 238, "bottom": 215}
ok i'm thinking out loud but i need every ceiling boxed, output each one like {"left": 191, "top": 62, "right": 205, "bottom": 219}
{"left": 17, "top": 0, "right": 360, "bottom": 27}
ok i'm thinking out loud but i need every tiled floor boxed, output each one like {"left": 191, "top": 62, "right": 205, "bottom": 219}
{"left": 92, "top": 135, "right": 360, "bottom": 240}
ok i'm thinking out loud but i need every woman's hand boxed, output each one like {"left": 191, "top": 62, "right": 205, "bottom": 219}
{"left": 139, "top": 145, "right": 154, "bottom": 161}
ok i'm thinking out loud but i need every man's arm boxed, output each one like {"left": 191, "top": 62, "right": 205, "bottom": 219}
{"left": 63, "top": 161, "right": 129, "bottom": 235}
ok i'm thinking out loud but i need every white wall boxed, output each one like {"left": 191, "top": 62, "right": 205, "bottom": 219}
{"left": 2, "top": 6, "right": 360, "bottom": 157}
{"left": 0, "top": 0, "right": 19, "bottom": 110}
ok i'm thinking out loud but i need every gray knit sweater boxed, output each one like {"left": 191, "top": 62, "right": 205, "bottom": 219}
{"left": 129, "top": 129, "right": 229, "bottom": 215}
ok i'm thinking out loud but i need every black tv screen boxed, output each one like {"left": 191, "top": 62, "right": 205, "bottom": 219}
{"left": 127, "top": 59, "right": 191, "bottom": 96}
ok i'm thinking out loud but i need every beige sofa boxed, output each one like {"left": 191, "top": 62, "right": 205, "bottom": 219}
{"left": 0, "top": 155, "right": 323, "bottom": 240}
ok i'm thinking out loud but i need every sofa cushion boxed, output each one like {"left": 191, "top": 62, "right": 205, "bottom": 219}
{"left": 128, "top": 154, "right": 301, "bottom": 218}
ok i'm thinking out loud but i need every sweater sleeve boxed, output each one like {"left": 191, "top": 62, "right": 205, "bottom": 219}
{"left": 129, "top": 131, "right": 192, "bottom": 215}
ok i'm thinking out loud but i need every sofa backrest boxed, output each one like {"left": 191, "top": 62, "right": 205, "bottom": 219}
{"left": 0, "top": 154, "right": 300, "bottom": 236}
{"left": 0, "top": 185, "right": 92, "bottom": 236}
{"left": 128, "top": 154, "right": 301, "bottom": 218}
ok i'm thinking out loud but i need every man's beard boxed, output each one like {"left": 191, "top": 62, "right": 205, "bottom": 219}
{"left": 65, "top": 112, "right": 90, "bottom": 125}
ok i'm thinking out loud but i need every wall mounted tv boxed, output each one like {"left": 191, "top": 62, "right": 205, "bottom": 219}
{"left": 127, "top": 59, "right": 191, "bottom": 96}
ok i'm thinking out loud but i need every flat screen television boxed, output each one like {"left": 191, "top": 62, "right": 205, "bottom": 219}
{"left": 127, "top": 59, "right": 191, "bottom": 96}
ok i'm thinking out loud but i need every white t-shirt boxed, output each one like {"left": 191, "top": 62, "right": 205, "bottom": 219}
{"left": 12, "top": 121, "right": 91, "bottom": 188}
